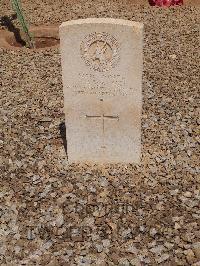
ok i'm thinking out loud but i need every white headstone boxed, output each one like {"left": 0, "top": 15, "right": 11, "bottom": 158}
{"left": 59, "top": 18, "right": 143, "bottom": 163}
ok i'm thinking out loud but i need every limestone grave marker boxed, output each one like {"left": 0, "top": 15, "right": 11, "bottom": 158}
{"left": 59, "top": 18, "right": 143, "bottom": 163}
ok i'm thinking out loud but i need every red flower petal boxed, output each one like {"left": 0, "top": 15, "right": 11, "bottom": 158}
{"left": 149, "top": 0, "right": 183, "bottom": 6}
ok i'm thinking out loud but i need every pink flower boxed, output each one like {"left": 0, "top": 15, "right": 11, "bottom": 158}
{"left": 149, "top": 0, "right": 183, "bottom": 6}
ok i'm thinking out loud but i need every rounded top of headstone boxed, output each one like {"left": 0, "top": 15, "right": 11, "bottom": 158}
{"left": 59, "top": 18, "right": 144, "bottom": 30}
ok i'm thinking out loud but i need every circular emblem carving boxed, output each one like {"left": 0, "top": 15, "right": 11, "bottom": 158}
{"left": 80, "top": 32, "right": 120, "bottom": 72}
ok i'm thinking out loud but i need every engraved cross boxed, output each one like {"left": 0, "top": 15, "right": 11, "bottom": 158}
{"left": 85, "top": 114, "right": 119, "bottom": 149}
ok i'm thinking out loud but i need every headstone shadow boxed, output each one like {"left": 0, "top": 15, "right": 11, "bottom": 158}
{"left": 59, "top": 122, "right": 68, "bottom": 156}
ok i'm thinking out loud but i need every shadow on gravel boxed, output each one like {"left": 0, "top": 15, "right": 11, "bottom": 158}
{"left": 0, "top": 14, "right": 26, "bottom": 46}
{"left": 59, "top": 122, "right": 68, "bottom": 156}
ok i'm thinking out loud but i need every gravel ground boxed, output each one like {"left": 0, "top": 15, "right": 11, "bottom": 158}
{"left": 0, "top": 0, "right": 199, "bottom": 265}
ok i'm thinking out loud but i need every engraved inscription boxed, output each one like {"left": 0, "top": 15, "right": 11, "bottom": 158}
{"left": 80, "top": 32, "right": 120, "bottom": 72}
{"left": 68, "top": 72, "right": 135, "bottom": 97}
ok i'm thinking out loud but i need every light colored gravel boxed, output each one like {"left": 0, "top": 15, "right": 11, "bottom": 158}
{"left": 0, "top": 0, "right": 199, "bottom": 265}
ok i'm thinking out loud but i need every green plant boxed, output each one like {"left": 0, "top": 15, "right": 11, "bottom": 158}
{"left": 11, "top": 0, "right": 35, "bottom": 48}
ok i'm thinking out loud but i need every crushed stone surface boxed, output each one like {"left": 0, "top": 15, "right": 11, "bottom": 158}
{"left": 0, "top": 0, "right": 199, "bottom": 265}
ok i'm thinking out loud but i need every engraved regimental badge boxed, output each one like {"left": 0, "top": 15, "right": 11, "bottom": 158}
{"left": 80, "top": 32, "right": 120, "bottom": 72}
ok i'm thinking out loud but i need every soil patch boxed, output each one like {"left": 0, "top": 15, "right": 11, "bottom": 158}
{"left": 0, "top": 25, "right": 59, "bottom": 50}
